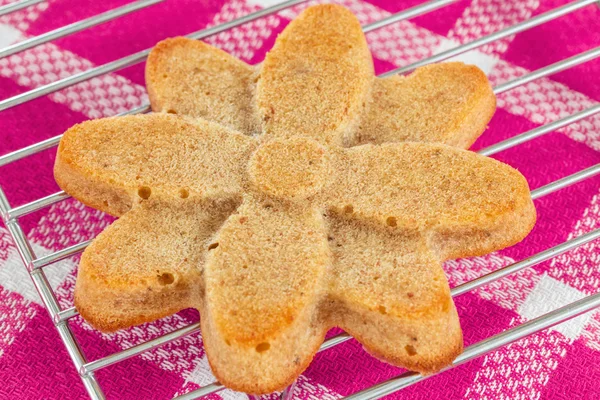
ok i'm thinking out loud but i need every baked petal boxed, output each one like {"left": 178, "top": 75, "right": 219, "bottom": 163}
{"left": 75, "top": 199, "right": 233, "bottom": 331}
{"left": 256, "top": 4, "right": 373, "bottom": 146}
{"left": 358, "top": 63, "right": 496, "bottom": 148}
{"left": 202, "top": 196, "right": 329, "bottom": 393}
{"left": 146, "top": 37, "right": 260, "bottom": 135}
{"left": 324, "top": 142, "right": 536, "bottom": 260}
{"left": 55, "top": 114, "right": 257, "bottom": 216}
{"left": 326, "top": 214, "right": 462, "bottom": 373}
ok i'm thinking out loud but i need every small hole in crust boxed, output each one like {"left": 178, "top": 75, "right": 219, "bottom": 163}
{"left": 138, "top": 186, "right": 151, "bottom": 199}
{"left": 102, "top": 200, "right": 109, "bottom": 207}
{"left": 405, "top": 344, "right": 417, "bottom": 356}
{"left": 256, "top": 342, "right": 270, "bottom": 353}
{"left": 378, "top": 305, "right": 386, "bottom": 314}
{"left": 225, "top": 339, "right": 231, "bottom": 346}
{"left": 239, "top": 217, "right": 248, "bottom": 224}
{"left": 208, "top": 243, "right": 219, "bottom": 251}
{"left": 407, "top": 292, "right": 414, "bottom": 298}
{"left": 264, "top": 203, "right": 273, "bottom": 209}
{"left": 386, "top": 216, "right": 397, "bottom": 227}
{"left": 157, "top": 273, "right": 174, "bottom": 285}
{"left": 344, "top": 205, "right": 354, "bottom": 214}
{"left": 242, "top": 265, "right": 248, "bottom": 269}
{"left": 179, "top": 188, "right": 189, "bottom": 199}
{"left": 166, "top": 109, "right": 177, "bottom": 114}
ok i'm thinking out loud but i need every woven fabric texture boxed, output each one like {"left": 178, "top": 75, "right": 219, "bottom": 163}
{"left": 0, "top": 0, "right": 599, "bottom": 398}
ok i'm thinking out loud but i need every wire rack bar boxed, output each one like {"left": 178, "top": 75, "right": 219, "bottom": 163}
{"left": 7, "top": 191, "right": 69, "bottom": 220}
{"left": 0, "top": 134, "right": 62, "bottom": 167}
{"left": 4, "top": 217, "right": 34, "bottom": 267}
{"left": 319, "top": 332, "right": 352, "bottom": 350}
{"left": 452, "top": 228, "right": 600, "bottom": 297}
{"left": 35, "top": 265, "right": 105, "bottom": 400}
{"left": 0, "top": 0, "right": 163, "bottom": 59}
{"left": 0, "top": 0, "right": 44, "bottom": 16}
{"left": 279, "top": 380, "right": 298, "bottom": 400}
{"left": 32, "top": 239, "right": 93, "bottom": 270}
{"left": 344, "top": 290, "right": 600, "bottom": 400}
{"left": 362, "top": 0, "right": 456, "bottom": 33}
{"left": 530, "top": 164, "right": 600, "bottom": 200}
{"left": 56, "top": 321, "right": 105, "bottom": 400}
{"left": 478, "top": 104, "right": 600, "bottom": 156}
{"left": 0, "top": 0, "right": 465, "bottom": 113}
{"left": 380, "top": 0, "right": 598, "bottom": 77}
{"left": 0, "top": 0, "right": 309, "bottom": 112}
{"left": 0, "top": 103, "right": 150, "bottom": 167}
{"left": 55, "top": 305, "right": 79, "bottom": 323}
{"left": 81, "top": 323, "right": 201, "bottom": 374}
{"left": 0, "top": 188, "right": 106, "bottom": 400}
{"left": 173, "top": 383, "right": 225, "bottom": 400}
{"left": 493, "top": 46, "right": 600, "bottom": 95}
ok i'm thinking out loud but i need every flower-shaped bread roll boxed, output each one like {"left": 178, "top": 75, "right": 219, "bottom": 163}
{"left": 55, "top": 4, "right": 536, "bottom": 395}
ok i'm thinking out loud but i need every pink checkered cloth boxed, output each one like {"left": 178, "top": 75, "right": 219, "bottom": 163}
{"left": 1, "top": 0, "right": 599, "bottom": 398}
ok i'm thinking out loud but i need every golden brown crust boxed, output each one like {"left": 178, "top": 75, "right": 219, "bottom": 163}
{"left": 358, "top": 63, "right": 496, "bottom": 148}
{"left": 55, "top": 4, "right": 536, "bottom": 395}
{"left": 325, "top": 215, "right": 463, "bottom": 373}
{"left": 202, "top": 197, "right": 329, "bottom": 393}
{"left": 204, "top": 318, "right": 327, "bottom": 394}
{"left": 340, "top": 305, "right": 464, "bottom": 374}
{"left": 75, "top": 199, "right": 235, "bottom": 332}
{"left": 256, "top": 4, "right": 373, "bottom": 146}
{"left": 54, "top": 114, "right": 257, "bottom": 213}
{"left": 55, "top": 147, "right": 132, "bottom": 217}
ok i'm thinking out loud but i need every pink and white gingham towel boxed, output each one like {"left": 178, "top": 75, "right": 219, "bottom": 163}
{"left": 1, "top": 0, "right": 599, "bottom": 398}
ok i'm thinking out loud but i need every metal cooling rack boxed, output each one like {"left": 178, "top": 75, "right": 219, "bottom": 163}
{"left": 0, "top": 0, "right": 599, "bottom": 399}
